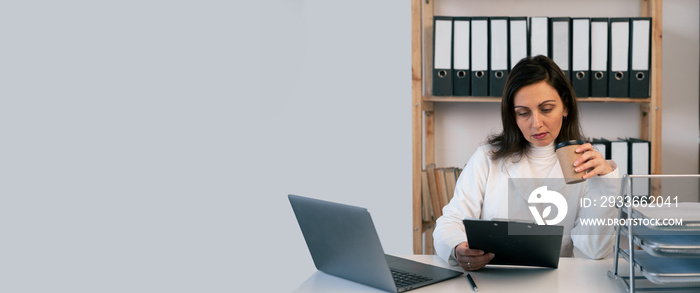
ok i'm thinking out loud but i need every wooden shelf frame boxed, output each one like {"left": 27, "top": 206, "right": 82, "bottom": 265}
{"left": 411, "top": 0, "right": 663, "bottom": 254}
{"left": 423, "top": 97, "right": 652, "bottom": 103}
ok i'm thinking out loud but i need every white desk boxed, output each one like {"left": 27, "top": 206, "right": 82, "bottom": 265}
{"left": 293, "top": 255, "right": 622, "bottom": 292}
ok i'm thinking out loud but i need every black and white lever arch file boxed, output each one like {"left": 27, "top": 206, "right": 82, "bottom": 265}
{"left": 629, "top": 17, "right": 651, "bottom": 98}
{"left": 609, "top": 18, "right": 630, "bottom": 97}
{"left": 452, "top": 17, "right": 471, "bottom": 96}
{"left": 549, "top": 17, "right": 571, "bottom": 82}
{"left": 590, "top": 18, "right": 609, "bottom": 97}
{"left": 489, "top": 17, "right": 508, "bottom": 97}
{"left": 610, "top": 138, "right": 629, "bottom": 177}
{"left": 627, "top": 138, "right": 650, "bottom": 198}
{"left": 433, "top": 16, "right": 453, "bottom": 96}
{"left": 471, "top": 17, "right": 488, "bottom": 96}
{"left": 529, "top": 17, "right": 549, "bottom": 58}
{"left": 571, "top": 18, "right": 590, "bottom": 98}
{"left": 591, "top": 138, "right": 611, "bottom": 160}
{"left": 509, "top": 17, "right": 528, "bottom": 69}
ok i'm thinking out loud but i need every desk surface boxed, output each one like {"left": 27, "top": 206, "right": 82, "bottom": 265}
{"left": 294, "top": 255, "right": 621, "bottom": 293}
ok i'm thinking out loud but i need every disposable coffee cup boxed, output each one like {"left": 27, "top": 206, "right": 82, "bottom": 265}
{"left": 555, "top": 140, "right": 586, "bottom": 184}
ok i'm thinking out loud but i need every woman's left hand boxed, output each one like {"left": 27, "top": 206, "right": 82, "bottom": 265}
{"left": 573, "top": 143, "right": 614, "bottom": 179}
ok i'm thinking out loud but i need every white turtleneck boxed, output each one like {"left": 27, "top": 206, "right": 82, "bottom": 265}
{"left": 433, "top": 143, "right": 620, "bottom": 266}
{"left": 528, "top": 142, "right": 558, "bottom": 178}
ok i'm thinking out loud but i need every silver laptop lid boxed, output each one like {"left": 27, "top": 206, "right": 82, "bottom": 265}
{"left": 288, "top": 194, "right": 397, "bottom": 292}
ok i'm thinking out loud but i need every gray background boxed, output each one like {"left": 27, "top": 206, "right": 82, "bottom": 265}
{"left": 0, "top": 0, "right": 696, "bottom": 292}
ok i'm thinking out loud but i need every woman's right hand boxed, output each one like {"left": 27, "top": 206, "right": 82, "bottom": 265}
{"left": 454, "top": 241, "right": 495, "bottom": 271}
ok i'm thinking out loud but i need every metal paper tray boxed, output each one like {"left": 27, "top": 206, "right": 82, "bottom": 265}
{"left": 621, "top": 225, "right": 700, "bottom": 257}
{"left": 621, "top": 249, "right": 700, "bottom": 285}
{"left": 631, "top": 203, "right": 700, "bottom": 231}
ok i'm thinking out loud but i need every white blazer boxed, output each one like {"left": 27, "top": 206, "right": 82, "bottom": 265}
{"left": 433, "top": 143, "right": 620, "bottom": 266}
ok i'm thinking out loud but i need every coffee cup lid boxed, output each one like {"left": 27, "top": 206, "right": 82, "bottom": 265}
{"left": 555, "top": 140, "right": 585, "bottom": 150}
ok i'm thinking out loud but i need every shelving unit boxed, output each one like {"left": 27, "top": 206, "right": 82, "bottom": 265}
{"left": 411, "top": 0, "right": 663, "bottom": 254}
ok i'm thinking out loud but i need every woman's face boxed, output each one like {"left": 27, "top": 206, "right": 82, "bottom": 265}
{"left": 513, "top": 80, "right": 568, "bottom": 147}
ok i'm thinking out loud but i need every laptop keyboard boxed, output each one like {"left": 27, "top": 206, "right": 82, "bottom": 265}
{"left": 391, "top": 269, "right": 432, "bottom": 288}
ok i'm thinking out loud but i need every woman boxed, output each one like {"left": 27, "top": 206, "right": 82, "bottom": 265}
{"left": 433, "top": 56, "right": 619, "bottom": 271}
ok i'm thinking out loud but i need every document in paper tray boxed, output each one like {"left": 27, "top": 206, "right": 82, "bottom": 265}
{"left": 621, "top": 224, "right": 700, "bottom": 257}
{"left": 632, "top": 202, "right": 700, "bottom": 229}
{"left": 625, "top": 250, "right": 700, "bottom": 285}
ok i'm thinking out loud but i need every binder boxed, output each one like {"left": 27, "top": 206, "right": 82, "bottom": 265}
{"left": 627, "top": 138, "right": 650, "bottom": 198}
{"left": 549, "top": 17, "right": 571, "bottom": 81}
{"left": 452, "top": 17, "right": 471, "bottom": 96}
{"left": 489, "top": 17, "right": 509, "bottom": 97}
{"left": 426, "top": 164, "right": 442, "bottom": 218}
{"left": 420, "top": 170, "right": 434, "bottom": 221}
{"left": 435, "top": 168, "right": 449, "bottom": 209}
{"left": 571, "top": 18, "right": 590, "bottom": 97}
{"left": 509, "top": 17, "right": 528, "bottom": 69}
{"left": 630, "top": 17, "right": 652, "bottom": 98}
{"left": 610, "top": 138, "right": 629, "bottom": 176}
{"left": 529, "top": 17, "right": 549, "bottom": 58}
{"left": 590, "top": 18, "right": 609, "bottom": 97}
{"left": 471, "top": 17, "right": 489, "bottom": 96}
{"left": 591, "top": 138, "right": 611, "bottom": 159}
{"left": 433, "top": 16, "right": 453, "bottom": 96}
{"left": 609, "top": 18, "right": 630, "bottom": 97}
{"left": 444, "top": 167, "right": 457, "bottom": 202}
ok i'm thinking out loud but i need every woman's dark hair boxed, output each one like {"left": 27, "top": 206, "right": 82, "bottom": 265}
{"left": 487, "top": 55, "right": 584, "bottom": 160}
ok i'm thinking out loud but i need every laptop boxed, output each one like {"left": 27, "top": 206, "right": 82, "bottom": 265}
{"left": 289, "top": 194, "right": 463, "bottom": 292}
{"left": 463, "top": 219, "right": 563, "bottom": 268}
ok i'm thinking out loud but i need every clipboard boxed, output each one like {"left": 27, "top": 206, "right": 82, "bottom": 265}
{"left": 463, "top": 219, "right": 563, "bottom": 268}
